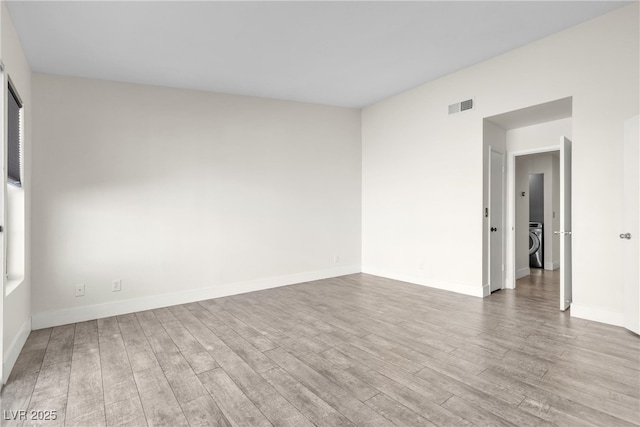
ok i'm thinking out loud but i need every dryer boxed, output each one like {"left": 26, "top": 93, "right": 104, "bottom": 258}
{"left": 529, "top": 222, "right": 543, "bottom": 268}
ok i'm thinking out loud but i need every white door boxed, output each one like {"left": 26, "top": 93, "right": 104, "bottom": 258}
{"left": 490, "top": 150, "right": 504, "bottom": 292}
{"left": 623, "top": 115, "right": 639, "bottom": 335}
{"left": 558, "top": 137, "right": 572, "bottom": 311}
{"left": 0, "top": 66, "right": 5, "bottom": 384}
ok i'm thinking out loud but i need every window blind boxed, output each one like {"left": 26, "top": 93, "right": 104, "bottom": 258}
{"left": 8, "top": 83, "right": 22, "bottom": 187}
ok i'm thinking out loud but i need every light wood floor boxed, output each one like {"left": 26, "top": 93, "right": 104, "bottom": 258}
{"left": 2, "top": 270, "right": 639, "bottom": 426}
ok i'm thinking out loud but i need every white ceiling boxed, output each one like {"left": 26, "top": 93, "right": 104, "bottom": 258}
{"left": 5, "top": 1, "right": 631, "bottom": 108}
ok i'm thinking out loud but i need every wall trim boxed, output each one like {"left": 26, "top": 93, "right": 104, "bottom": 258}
{"left": 544, "top": 262, "right": 560, "bottom": 271}
{"left": 571, "top": 303, "right": 624, "bottom": 327}
{"left": 482, "top": 284, "right": 491, "bottom": 297}
{"left": 362, "top": 267, "right": 483, "bottom": 298}
{"left": 32, "top": 265, "right": 361, "bottom": 330}
{"left": 516, "top": 267, "right": 530, "bottom": 279}
{"left": 3, "top": 317, "right": 31, "bottom": 385}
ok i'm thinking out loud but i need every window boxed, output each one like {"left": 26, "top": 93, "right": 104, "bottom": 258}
{"left": 5, "top": 79, "right": 25, "bottom": 291}
{"left": 8, "top": 82, "right": 22, "bottom": 187}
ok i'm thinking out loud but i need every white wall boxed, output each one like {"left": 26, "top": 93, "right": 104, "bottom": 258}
{"left": 515, "top": 156, "right": 530, "bottom": 276}
{"left": 1, "top": 0, "right": 32, "bottom": 383}
{"left": 362, "top": 4, "right": 638, "bottom": 325}
{"left": 506, "top": 118, "right": 572, "bottom": 152}
{"left": 31, "top": 74, "right": 361, "bottom": 328}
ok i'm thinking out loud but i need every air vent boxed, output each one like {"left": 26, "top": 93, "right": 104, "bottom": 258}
{"left": 448, "top": 98, "right": 474, "bottom": 115}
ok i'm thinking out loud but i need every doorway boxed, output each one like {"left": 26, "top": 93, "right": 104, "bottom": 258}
{"left": 515, "top": 153, "right": 558, "bottom": 277}
{"left": 483, "top": 97, "right": 573, "bottom": 311}
{"left": 528, "top": 173, "right": 544, "bottom": 270}
{"left": 510, "top": 143, "right": 571, "bottom": 311}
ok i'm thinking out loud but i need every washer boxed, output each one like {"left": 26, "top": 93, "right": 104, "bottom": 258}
{"left": 529, "top": 222, "right": 543, "bottom": 268}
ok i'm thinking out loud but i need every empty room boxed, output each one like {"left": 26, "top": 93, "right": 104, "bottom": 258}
{"left": 1, "top": 1, "right": 639, "bottom": 426}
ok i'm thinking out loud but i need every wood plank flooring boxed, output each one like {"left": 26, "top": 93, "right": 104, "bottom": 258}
{"left": 2, "top": 270, "right": 639, "bottom": 426}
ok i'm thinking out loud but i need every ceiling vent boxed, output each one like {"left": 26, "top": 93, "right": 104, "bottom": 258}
{"left": 448, "top": 98, "right": 474, "bottom": 115}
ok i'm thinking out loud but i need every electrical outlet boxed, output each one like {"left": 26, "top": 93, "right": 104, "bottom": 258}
{"left": 75, "top": 284, "right": 85, "bottom": 297}
{"left": 334, "top": 255, "right": 340, "bottom": 263}
{"left": 112, "top": 279, "right": 122, "bottom": 292}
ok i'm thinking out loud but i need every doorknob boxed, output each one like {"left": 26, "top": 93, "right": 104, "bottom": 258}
{"left": 620, "top": 233, "right": 632, "bottom": 239}
{"left": 491, "top": 227, "right": 497, "bottom": 232}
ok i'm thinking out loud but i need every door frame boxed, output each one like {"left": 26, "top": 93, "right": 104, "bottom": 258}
{"left": 488, "top": 147, "right": 505, "bottom": 293}
{"left": 505, "top": 145, "right": 560, "bottom": 290}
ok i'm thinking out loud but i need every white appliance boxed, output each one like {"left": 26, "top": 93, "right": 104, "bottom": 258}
{"left": 529, "top": 222, "right": 543, "bottom": 268}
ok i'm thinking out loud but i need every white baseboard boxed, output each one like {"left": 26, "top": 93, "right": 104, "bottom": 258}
{"left": 571, "top": 303, "right": 624, "bottom": 327}
{"left": 3, "top": 317, "right": 31, "bottom": 384}
{"left": 544, "top": 261, "right": 560, "bottom": 271}
{"left": 361, "top": 266, "right": 483, "bottom": 298}
{"left": 32, "top": 265, "right": 361, "bottom": 330}
{"left": 516, "top": 267, "right": 530, "bottom": 279}
{"left": 482, "top": 284, "right": 491, "bottom": 297}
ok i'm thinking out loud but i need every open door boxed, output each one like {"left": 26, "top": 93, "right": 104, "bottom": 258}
{"left": 558, "top": 137, "right": 572, "bottom": 311}
{"left": 0, "top": 64, "right": 5, "bottom": 385}
{"left": 623, "top": 115, "right": 639, "bottom": 334}
{"left": 489, "top": 150, "right": 504, "bottom": 292}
